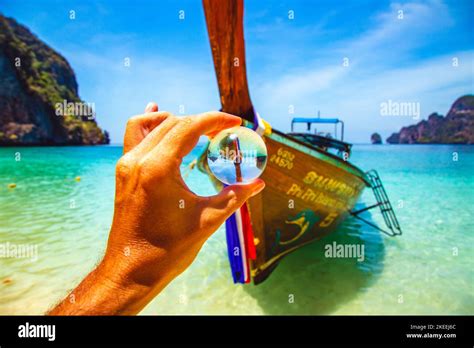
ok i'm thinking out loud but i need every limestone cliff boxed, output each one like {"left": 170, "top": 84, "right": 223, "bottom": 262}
{"left": 386, "top": 95, "right": 474, "bottom": 144}
{"left": 370, "top": 132, "right": 382, "bottom": 144}
{"left": 0, "top": 14, "right": 109, "bottom": 145}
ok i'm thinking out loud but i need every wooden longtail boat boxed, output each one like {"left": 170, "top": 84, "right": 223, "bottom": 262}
{"left": 200, "top": 0, "right": 401, "bottom": 284}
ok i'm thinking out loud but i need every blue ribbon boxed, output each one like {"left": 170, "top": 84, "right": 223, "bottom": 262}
{"left": 225, "top": 208, "right": 245, "bottom": 283}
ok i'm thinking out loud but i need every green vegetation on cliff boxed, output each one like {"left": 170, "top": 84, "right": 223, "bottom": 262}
{"left": 0, "top": 14, "right": 109, "bottom": 145}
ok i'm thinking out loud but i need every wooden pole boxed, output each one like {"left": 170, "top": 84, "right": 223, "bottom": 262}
{"left": 202, "top": 0, "right": 255, "bottom": 122}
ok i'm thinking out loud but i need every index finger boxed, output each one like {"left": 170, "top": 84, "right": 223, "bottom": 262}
{"left": 123, "top": 111, "right": 171, "bottom": 154}
{"left": 154, "top": 111, "right": 242, "bottom": 160}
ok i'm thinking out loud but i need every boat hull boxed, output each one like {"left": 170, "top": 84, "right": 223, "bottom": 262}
{"left": 246, "top": 131, "right": 368, "bottom": 284}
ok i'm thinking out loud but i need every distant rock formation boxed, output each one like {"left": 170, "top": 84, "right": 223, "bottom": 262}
{"left": 371, "top": 132, "right": 382, "bottom": 144}
{"left": 0, "top": 14, "right": 109, "bottom": 145}
{"left": 386, "top": 95, "right": 474, "bottom": 144}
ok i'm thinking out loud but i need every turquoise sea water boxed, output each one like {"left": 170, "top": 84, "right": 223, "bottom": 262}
{"left": 0, "top": 144, "right": 472, "bottom": 315}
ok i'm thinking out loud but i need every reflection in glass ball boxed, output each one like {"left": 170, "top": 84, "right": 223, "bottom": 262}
{"left": 207, "top": 126, "right": 267, "bottom": 185}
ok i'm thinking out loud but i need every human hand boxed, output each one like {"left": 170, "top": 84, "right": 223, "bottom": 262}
{"left": 49, "top": 102, "right": 264, "bottom": 315}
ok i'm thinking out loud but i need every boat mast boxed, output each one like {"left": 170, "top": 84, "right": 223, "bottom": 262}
{"left": 202, "top": 0, "right": 255, "bottom": 123}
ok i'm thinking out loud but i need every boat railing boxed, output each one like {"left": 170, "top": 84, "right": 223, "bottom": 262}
{"left": 291, "top": 117, "right": 344, "bottom": 141}
{"left": 289, "top": 117, "right": 351, "bottom": 158}
{"left": 288, "top": 132, "right": 352, "bottom": 158}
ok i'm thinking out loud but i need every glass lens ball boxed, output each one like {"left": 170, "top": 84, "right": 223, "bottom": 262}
{"left": 207, "top": 126, "right": 267, "bottom": 185}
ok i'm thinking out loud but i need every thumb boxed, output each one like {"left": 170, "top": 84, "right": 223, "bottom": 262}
{"left": 201, "top": 179, "right": 265, "bottom": 234}
{"left": 145, "top": 101, "right": 158, "bottom": 113}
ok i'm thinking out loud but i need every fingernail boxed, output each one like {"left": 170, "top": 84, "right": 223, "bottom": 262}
{"left": 145, "top": 102, "right": 154, "bottom": 112}
{"left": 250, "top": 181, "right": 265, "bottom": 197}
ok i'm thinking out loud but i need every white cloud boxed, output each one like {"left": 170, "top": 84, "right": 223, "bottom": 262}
{"left": 252, "top": 50, "right": 473, "bottom": 142}
{"left": 65, "top": 50, "right": 220, "bottom": 143}
{"left": 249, "top": 0, "right": 471, "bottom": 143}
{"left": 349, "top": 0, "right": 453, "bottom": 55}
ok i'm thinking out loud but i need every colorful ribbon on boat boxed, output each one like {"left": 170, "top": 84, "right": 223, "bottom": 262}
{"left": 225, "top": 109, "right": 268, "bottom": 283}
{"left": 225, "top": 200, "right": 256, "bottom": 283}
{"left": 252, "top": 110, "right": 272, "bottom": 136}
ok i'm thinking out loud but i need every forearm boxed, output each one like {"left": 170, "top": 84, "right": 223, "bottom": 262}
{"left": 47, "top": 255, "right": 165, "bottom": 315}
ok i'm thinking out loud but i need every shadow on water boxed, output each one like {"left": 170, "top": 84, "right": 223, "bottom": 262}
{"left": 244, "top": 205, "right": 386, "bottom": 314}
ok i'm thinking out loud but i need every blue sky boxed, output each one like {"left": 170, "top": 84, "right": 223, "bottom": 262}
{"left": 2, "top": 0, "right": 473, "bottom": 143}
